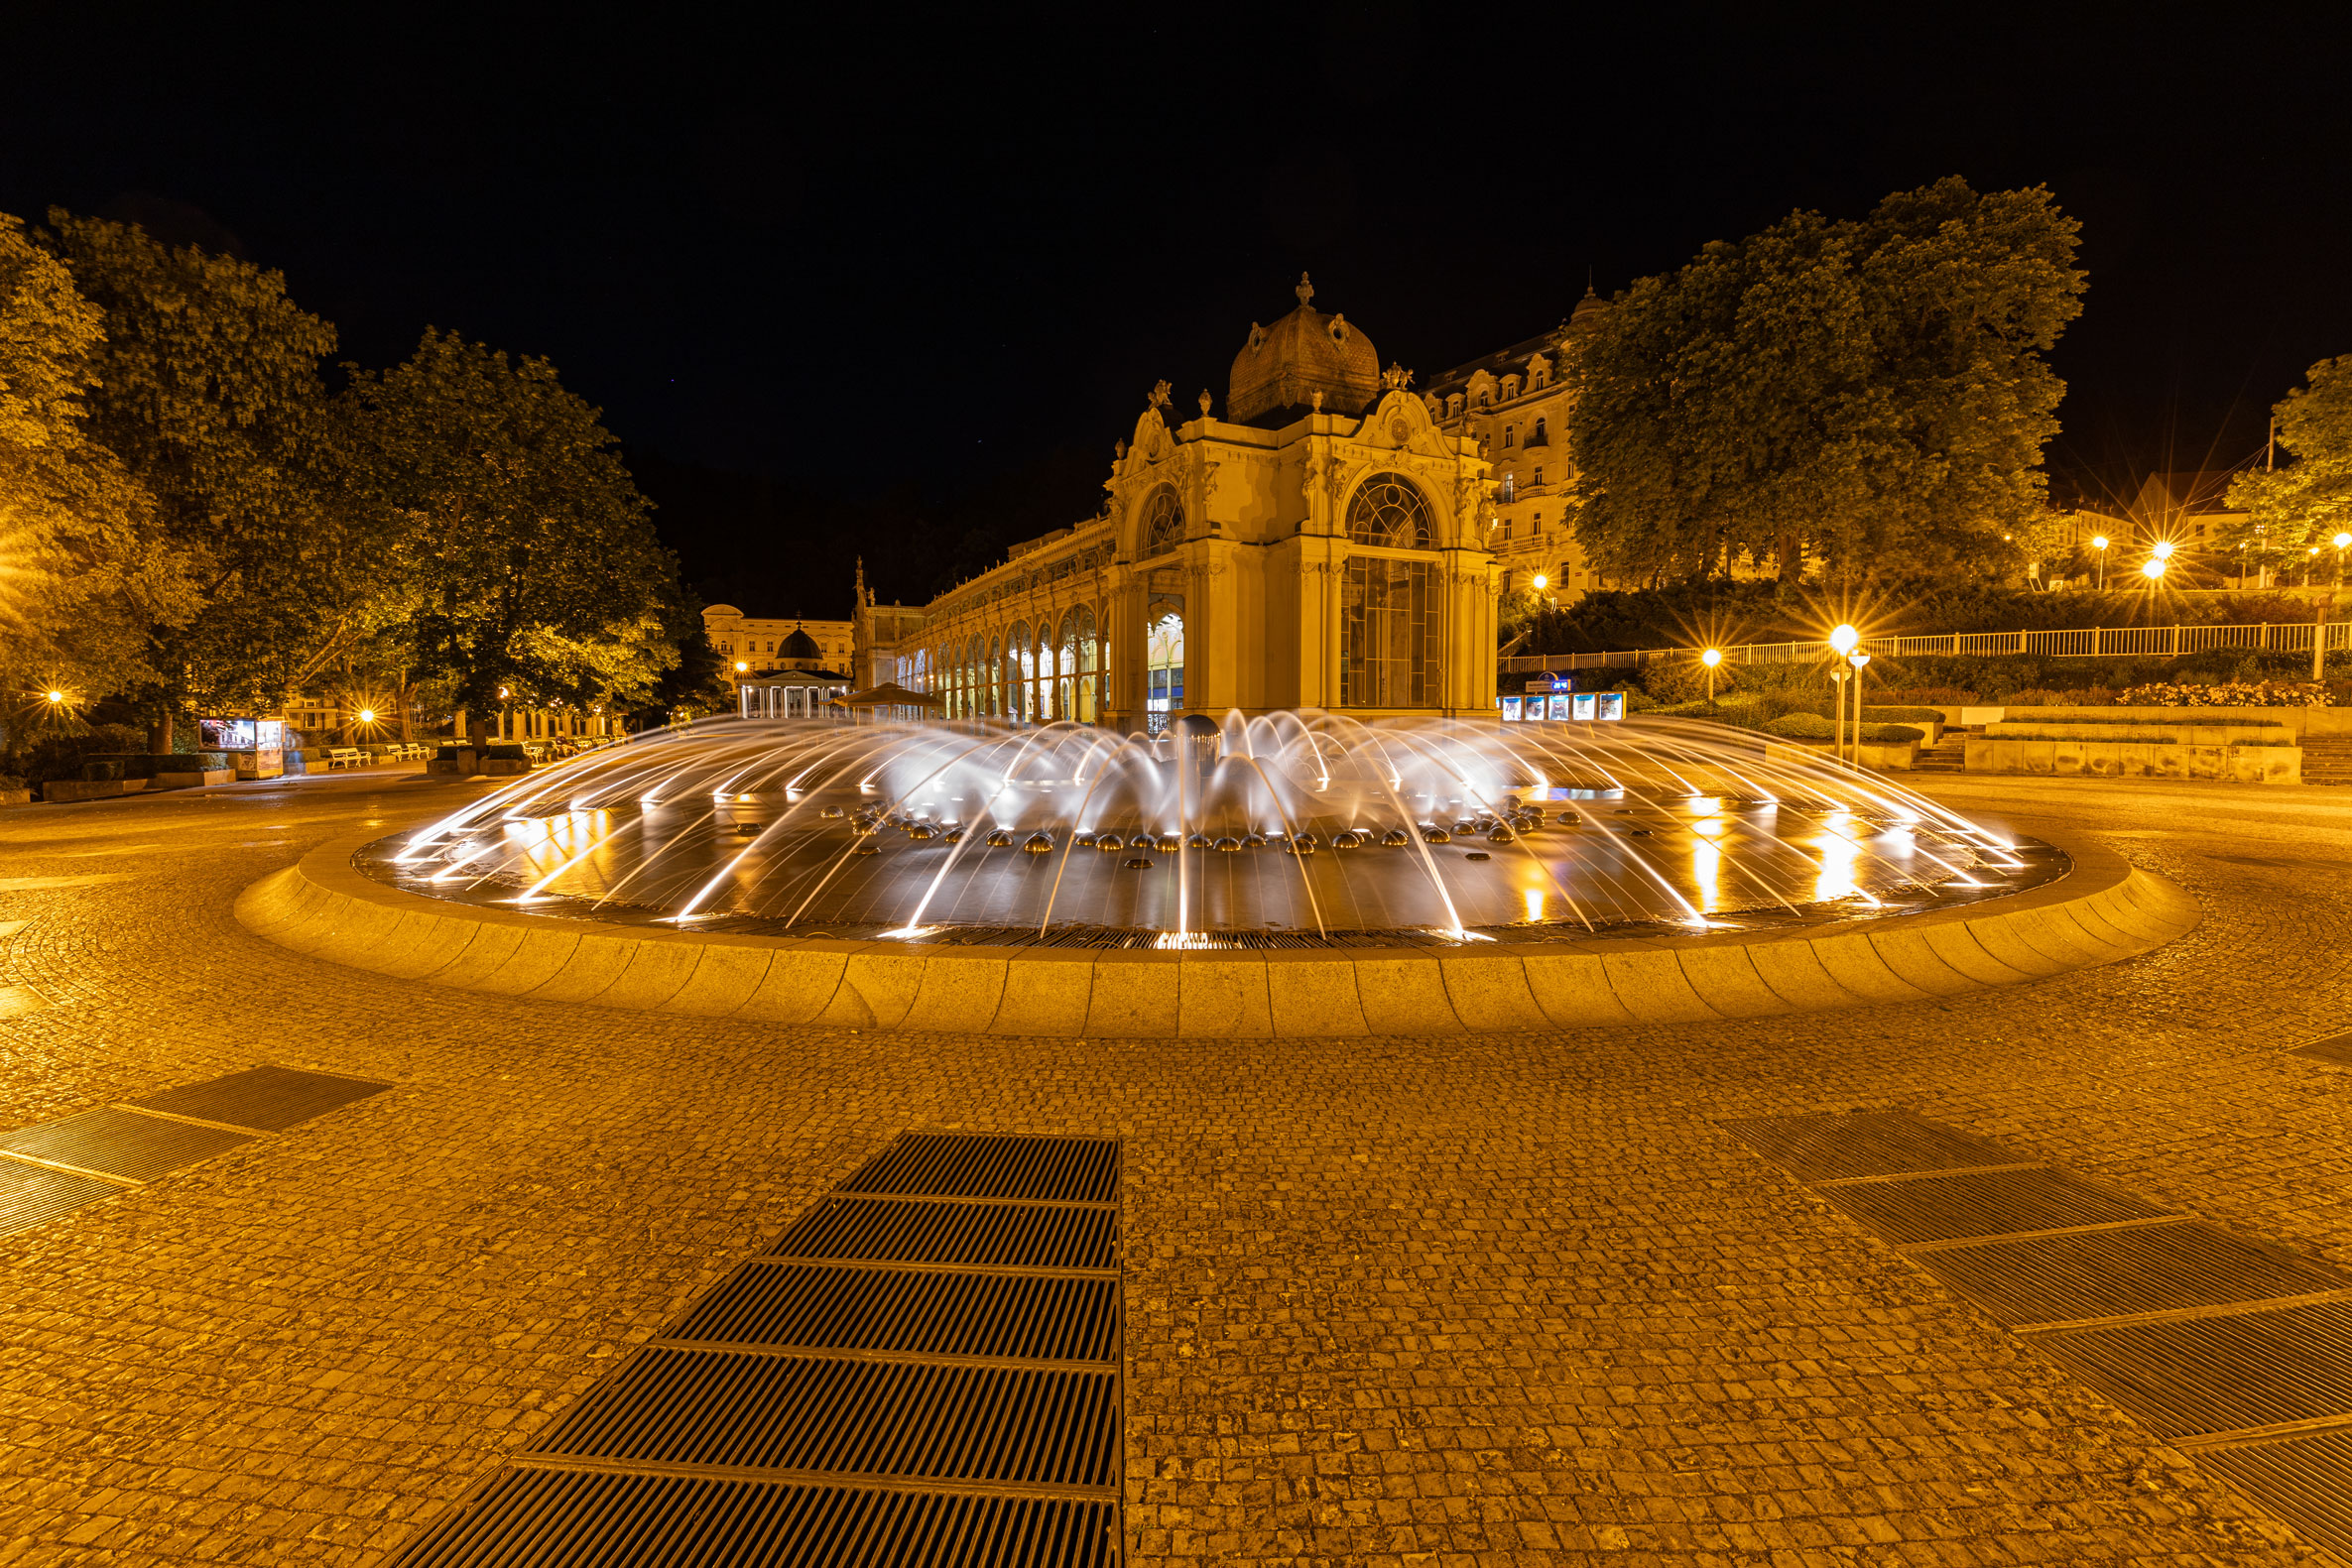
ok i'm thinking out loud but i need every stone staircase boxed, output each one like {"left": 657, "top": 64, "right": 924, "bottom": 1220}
{"left": 1913, "top": 730, "right": 1970, "bottom": 774}
{"left": 2299, "top": 737, "right": 2352, "bottom": 784}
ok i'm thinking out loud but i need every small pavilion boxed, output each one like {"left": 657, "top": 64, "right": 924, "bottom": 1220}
{"left": 736, "top": 628, "right": 853, "bottom": 718}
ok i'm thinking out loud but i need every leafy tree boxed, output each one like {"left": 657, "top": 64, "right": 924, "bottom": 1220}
{"left": 36, "top": 209, "right": 358, "bottom": 743}
{"left": 0, "top": 212, "right": 197, "bottom": 723}
{"left": 2225, "top": 357, "right": 2352, "bottom": 582}
{"left": 344, "top": 330, "right": 681, "bottom": 741}
{"left": 1566, "top": 178, "right": 2085, "bottom": 588}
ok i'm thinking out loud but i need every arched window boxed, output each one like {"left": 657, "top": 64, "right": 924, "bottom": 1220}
{"left": 986, "top": 635, "right": 1002, "bottom": 717}
{"left": 1072, "top": 603, "right": 1100, "bottom": 723}
{"left": 1500, "top": 473, "right": 1516, "bottom": 502}
{"left": 1477, "top": 389, "right": 1490, "bottom": 407}
{"left": 1532, "top": 416, "right": 1547, "bottom": 443}
{"left": 1503, "top": 425, "right": 1516, "bottom": 448}
{"left": 1142, "top": 487, "right": 1184, "bottom": 555}
{"left": 1005, "top": 623, "right": 1030, "bottom": 722}
{"left": 1347, "top": 474, "right": 1432, "bottom": 548}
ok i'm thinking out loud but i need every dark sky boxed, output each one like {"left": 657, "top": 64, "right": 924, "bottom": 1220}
{"left": 8, "top": 6, "right": 2351, "bottom": 616}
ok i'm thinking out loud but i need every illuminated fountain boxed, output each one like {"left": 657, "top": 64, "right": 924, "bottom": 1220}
{"left": 364, "top": 712, "right": 2046, "bottom": 947}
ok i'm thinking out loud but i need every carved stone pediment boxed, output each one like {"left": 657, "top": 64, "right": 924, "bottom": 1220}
{"left": 1354, "top": 389, "right": 1453, "bottom": 460}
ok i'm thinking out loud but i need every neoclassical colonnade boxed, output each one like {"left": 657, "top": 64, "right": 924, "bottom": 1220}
{"left": 908, "top": 598, "right": 1108, "bottom": 725}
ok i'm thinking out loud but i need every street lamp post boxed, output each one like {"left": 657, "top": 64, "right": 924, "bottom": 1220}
{"left": 1701, "top": 647, "right": 1722, "bottom": 705}
{"left": 1828, "top": 624, "right": 1860, "bottom": 762}
{"left": 2091, "top": 535, "right": 2109, "bottom": 592}
{"left": 1847, "top": 652, "right": 1873, "bottom": 766}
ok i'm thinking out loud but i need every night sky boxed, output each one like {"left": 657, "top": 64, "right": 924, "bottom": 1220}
{"left": 9, "top": 7, "right": 2351, "bottom": 618}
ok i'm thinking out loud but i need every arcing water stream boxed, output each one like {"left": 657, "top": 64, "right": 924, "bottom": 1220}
{"left": 370, "top": 712, "right": 2041, "bottom": 946}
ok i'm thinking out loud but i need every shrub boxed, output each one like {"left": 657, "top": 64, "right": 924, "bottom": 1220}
{"left": 0, "top": 775, "right": 25, "bottom": 791}
{"left": 77, "top": 760, "right": 126, "bottom": 782}
{"left": 1862, "top": 723, "right": 1925, "bottom": 743}
{"left": 1862, "top": 705, "right": 1946, "bottom": 724}
{"left": 1765, "top": 711, "right": 1837, "bottom": 740}
{"left": 11, "top": 723, "right": 146, "bottom": 786}
{"left": 2118, "top": 679, "right": 2331, "bottom": 708}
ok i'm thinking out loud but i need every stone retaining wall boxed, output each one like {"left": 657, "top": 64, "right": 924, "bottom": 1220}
{"left": 235, "top": 833, "right": 2201, "bottom": 1037}
{"left": 1964, "top": 737, "right": 2300, "bottom": 784}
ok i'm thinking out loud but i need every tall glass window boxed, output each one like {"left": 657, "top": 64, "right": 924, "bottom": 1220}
{"left": 986, "top": 636, "right": 1001, "bottom": 716}
{"left": 1072, "top": 604, "right": 1099, "bottom": 722}
{"left": 1145, "top": 599, "right": 1184, "bottom": 736}
{"left": 1341, "top": 557, "right": 1436, "bottom": 708}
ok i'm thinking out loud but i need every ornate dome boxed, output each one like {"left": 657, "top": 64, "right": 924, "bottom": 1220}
{"left": 1227, "top": 274, "right": 1380, "bottom": 423}
{"left": 780, "top": 628, "right": 821, "bottom": 661}
{"left": 1568, "top": 284, "right": 1608, "bottom": 335}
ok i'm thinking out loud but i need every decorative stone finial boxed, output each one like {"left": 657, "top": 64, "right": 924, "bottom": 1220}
{"left": 1148, "top": 379, "right": 1172, "bottom": 410}
{"left": 1296, "top": 272, "right": 1314, "bottom": 307}
{"left": 1310, "top": 390, "right": 1324, "bottom": 413}
{"left": 1115, "top": 437, "right": 1127, "bottom": 458}
{"left": 1382, "top": 363, "right": 1415, "bottom": 390}
{"left": 1198, "top": 389, "right": 1212, "bottom": 418}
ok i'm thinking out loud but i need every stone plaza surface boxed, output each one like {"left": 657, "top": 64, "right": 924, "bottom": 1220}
{"left": 0, "top": 767, "right": 2345, "bottom": 1565}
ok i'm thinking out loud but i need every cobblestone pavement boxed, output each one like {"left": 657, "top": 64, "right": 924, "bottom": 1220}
{"left": 0, "top": 768, "right": 2347, "bottom": 1566}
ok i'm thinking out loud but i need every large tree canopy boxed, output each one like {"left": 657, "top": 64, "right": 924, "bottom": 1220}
{"left": 0, "top": 213, "right": 195, "bottom": 714}
{"left": 2225, "top": 356, "right": 2352, "bottom": 578}
{"left": 1566, "top": 178, "right": 2085, "bottom": 589}
{"left": 37, "top": 209, "right": 358, "bottom": 725}
{"left": 344, "top": 330, "right": 681, "bottom": 738}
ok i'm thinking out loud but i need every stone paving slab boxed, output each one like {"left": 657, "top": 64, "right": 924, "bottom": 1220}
{"left": 0, "top": 773, "right": 2345, "bottom": 1564}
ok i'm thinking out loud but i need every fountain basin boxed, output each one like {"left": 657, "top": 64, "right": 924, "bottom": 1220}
{"left": 237, "top": 830, "right": 2198, "bottom": 1035}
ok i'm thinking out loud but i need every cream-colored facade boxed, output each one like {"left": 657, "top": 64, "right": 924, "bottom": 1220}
{"left": 702, "top": 605, "right": 853, "bottom": 695}
{"left": 894, "top": 278, "right": 1501, "bottom": 733}
{"left": 1424, "top": 288, "right": 1609, "bottom": 608}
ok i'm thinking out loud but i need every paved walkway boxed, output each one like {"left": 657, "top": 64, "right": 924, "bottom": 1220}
{"left": 0, "top": 770, "right": 2346, "bottom": 1565}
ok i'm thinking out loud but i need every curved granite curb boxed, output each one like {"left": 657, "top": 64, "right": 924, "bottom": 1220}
{"left": 236, "top": 833, "right": 2201, "bottom": 1036}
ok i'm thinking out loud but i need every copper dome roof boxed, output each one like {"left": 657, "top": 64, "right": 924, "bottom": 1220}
{"left": 1226, "top": 274, "right": 1380, "bottom": 423}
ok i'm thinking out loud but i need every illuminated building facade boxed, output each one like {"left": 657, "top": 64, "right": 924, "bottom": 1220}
{"left": 894, "top": 277, "right": 1501, "bottom": 732}
{"left": 1424, "top": 287, "right": 1609, "bottom": 607}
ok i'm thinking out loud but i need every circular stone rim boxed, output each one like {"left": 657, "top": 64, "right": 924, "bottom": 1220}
{"left": 235, "top": 831, "right": 2201, "bottom": 1036}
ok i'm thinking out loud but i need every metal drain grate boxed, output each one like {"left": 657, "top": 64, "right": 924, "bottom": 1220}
{"left": 1915, "top": 1223, "right": 2351, "bottom": 1327}
{"left": 1825, "top": 1165, "right": 2175, "bottom": 1248}
{"left": 2034, "top": 1301, "right": 2352, "bottom": 1438}
{"left": 527, "top": 1350, "right": 1119, "bottom": 1487}
{"left": 1720, "top": 1109, "right": 2020, "bottom": 1182}
{"left": 2192, "top": 1432, "right": 2352, "bottom": 1564}
{"left": 395, "top": 1131, "right": 1124, "bottom": 1566}
{"left": 2290, "top": 1032, "right": 2352, "bottom": 1066}
{"left": 0, "top": 1107, "right": 253, "bottom": 1181}
{"left": 670, "top": 1266, "right": 1119, "bottom": 1364}
{"left": 0, "top": 1160, "right": 125, "bottom": 1237}
{"left": 770, "top": 1197, "right": 1119, "bottom": 1272}
{"left": 129, "top": 1064, "right": 392, "bottom": 1131}
{"left": 838, "top": 1134, "right": 1120, "bottom": 1204}
{"left": 394, "top": 1468, "right": 1118, "bottom": 1568}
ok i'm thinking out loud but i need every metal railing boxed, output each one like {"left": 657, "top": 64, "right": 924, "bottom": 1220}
{"left": 1498, "top": 619, "right": 2352, "bottom": 674}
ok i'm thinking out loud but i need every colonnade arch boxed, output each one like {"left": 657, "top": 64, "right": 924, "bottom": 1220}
{"left": 918, "top": 598, "right": 1107, "bottom": 725}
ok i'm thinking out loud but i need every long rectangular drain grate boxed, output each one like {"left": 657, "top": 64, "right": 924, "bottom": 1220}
{"left": 396, "top": 1130, "right": 1123, "bottom": 1566}
{"left": 0, "top": 1064, "right": 393, "bottom": 1235}
{"left": 1727, "top": 1109, "right": 2352, "bottom": 1563}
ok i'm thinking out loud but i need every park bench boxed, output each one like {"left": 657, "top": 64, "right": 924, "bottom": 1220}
{"left": 323, "top": 747, "right": 364, "bottom": 770}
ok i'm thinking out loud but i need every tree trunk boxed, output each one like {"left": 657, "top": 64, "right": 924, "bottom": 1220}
{"left": 398, "top": 678, "right": 415, "bottom": 742}
{"left": 147, "top": 711, "right": 174, "bottom": 755}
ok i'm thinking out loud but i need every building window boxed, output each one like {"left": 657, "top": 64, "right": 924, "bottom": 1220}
{"left": 1146, "top": 598, "right": 1183, "bottom": 736}
{"left": 1142, "top": 487, "right": 1184, "bottom": 555}
{"left": 1478, "top": 390, "right": 1489, "bottom": 407}
{"left": 1532, "top": 416, "right": 1547, "bottom": 443}
{"left": 1345, "top": 474, "right": 1432, "bottom": 548}
{"left": 1503, "top": 425, "right": 1516, "bottom": 448}
{"left": 1502, "top": 518, "right": 1514, "bottom": 542}
{"left": 1533, "top": 467, "right": 1544, "bottom": 487}
{"left": 1500, "top": 474, "right": 1516, "bottom": 502}
{"left": 1341, "top": 557, "right": 1435, "bottom": 708}
{"left": 1532, "top": 512, "right": 1542, "bottom": 532}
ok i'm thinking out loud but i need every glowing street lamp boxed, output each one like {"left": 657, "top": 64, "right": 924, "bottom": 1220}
{"left": 1701, "top": 646, "right": 1722, "bottom": 704}
{"left": 2141, "top": 557, "right": 2166, "bottom": 582}
{"left": 2091, "top": 534, "right": 2109, "bottom": 590}
{"left": 1827, "top": 625, "right": 1860, "bottom": 761}
{"left": 46, "top": 690, "right": 63, "bottom": 705}
{"left": 2152, "top": 540, "right": 2174, "bottom": 561}
{"left": 733, "top": 661, "right": 749, "bottom": 673}
{"left": 1530, "top": 572, "right": 1548, "bottom": 591}
{"left": 356, "top": 708, "right": 376, "bottom": 724}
